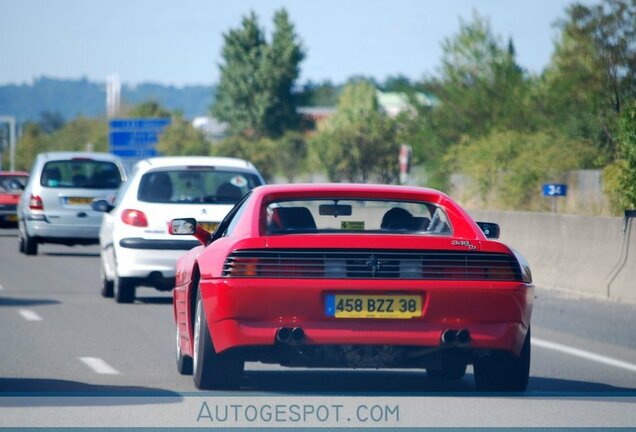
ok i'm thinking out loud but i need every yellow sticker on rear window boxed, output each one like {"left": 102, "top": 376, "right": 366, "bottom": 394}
{"left": 341, "top": 221, "right": 364, "bottom": 230}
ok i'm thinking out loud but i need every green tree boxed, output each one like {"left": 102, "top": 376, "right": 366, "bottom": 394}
{"left": 606, "top": 100, "right": 636, "bottom": 210}
{"left": 14, "top": 123, "right": 46, "bottom": 171}
{"left": 124, "top": 100, "right": 171, "bottom": 118}
{"left": 265, "top": 9, "right": 305, "bottom": 136}
{"left": 312, "top": 81, "right": 399, "bottom": 183}
{"left": 46, "top": 117, "right": 108, "bottom": 153}
{"left": 449, "top": 130, "right": 596, "bottom": 210}
{"left": 157, "top": 113, "right": 209, "bottom": 156}
{"left": 275, "top": 131, "right": 308, "bottom": 181}
{"left": 14, "top": 117, "right": 107, "bottom": 171}
{"left": 541, "top": 0, "right": 636, "bottom": 160}
{"left": 212, "top": 9, "right": 305, "bottom": 139}
{"left": 298, "top": 80, "right": 341, "bottom": 107}
{"left": 211, "top": 135, "right": 279, "bottom": 182}
{"left": 433, "top": 12, "right": 530, "bottom": 144}
{"left": 38, "top": 111, "right": 65, "bottom": 134}
{"left": 402, "top": 13, "right": 532, "bottom": 191}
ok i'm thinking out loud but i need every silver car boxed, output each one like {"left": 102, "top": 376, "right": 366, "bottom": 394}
{"left": 18, "top": 152, "right": 126, "bottom": 255}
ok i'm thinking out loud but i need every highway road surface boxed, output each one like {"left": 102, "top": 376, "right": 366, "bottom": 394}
{"left": 1, "top": 227, "right": 635, "bottom": 428}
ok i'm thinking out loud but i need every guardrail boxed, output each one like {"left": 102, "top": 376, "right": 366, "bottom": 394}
{"left": 469, "top": 210, "right": 636, "bottom": 303}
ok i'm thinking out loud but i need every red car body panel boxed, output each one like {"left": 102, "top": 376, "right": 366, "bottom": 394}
{"left": 0, "top": 172, "right": 29, "bottom": 223}
{"left": 173, "top": 184, "right": 533, "bottom": 365}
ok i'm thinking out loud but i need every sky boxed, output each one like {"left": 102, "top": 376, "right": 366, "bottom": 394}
{"left": 0, "top": 0, "right": 586, "bottom": 87}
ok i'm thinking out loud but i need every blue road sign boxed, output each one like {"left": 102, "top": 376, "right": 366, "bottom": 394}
{"left": 543, "top": 183, "right": 567, "bottom": 197}
{"left": 109, "top": 118, "right": 170, "bottom": 170}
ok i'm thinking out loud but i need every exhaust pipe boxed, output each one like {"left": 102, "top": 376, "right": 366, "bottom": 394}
{"left": 440, "top": 329, "right": 457, "bottom": 345}
{"left": 456, "top": 329, "right": 470, "bottom": 344}
{"left": 276, "top": 327, "right": 292, "bottom": 343}
{"left": 441, "top": 329, "right": 471, "bottom": 346}
{"left": 291, "top": 327, "right": 305, "bottom": 344}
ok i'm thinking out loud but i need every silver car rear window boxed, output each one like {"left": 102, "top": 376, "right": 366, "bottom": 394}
{"left": 40, "top": 160, "right": 122, "bottom": 189}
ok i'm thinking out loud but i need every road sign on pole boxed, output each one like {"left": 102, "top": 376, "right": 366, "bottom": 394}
{"left": 109, "top": 118, "right": 170, "bottom": 172}
{"left": 543, "top": 183, "right": 568, "bottom": 213}
{"left": 542, "top": 184, "right": 567, "bottom": 197}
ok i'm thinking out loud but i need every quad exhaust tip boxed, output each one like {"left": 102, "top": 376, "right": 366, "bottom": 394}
{"left": 276, "top": 327, "right": 305, "bottom": 345}
{"left": 441, "top": 329, "right": 471, "bottom": 345}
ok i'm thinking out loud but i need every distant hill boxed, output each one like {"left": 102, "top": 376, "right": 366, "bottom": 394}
{"left": 0, "top": 77, "right": 216, "bottom": 123}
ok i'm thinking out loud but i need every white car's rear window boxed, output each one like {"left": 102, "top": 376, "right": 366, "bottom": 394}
{"left": 137, "top": 168, "right": 262, "bottom": 204}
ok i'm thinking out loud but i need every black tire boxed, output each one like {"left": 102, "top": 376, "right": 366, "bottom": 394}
{"left": 427, "top": 361, "right": 467, "bottom": 381}
{"left": 100, "top": 265, "right": 114, "bottom": 298}
{"left": 192, "top": 289, "right": 243, "bottom": 389}
{"left": 18, "top": 234, "right": 25, "bottom": 253}
{"left": 474, "top": 328, "right": 531, "bottom": 392}
{"left": 114, "top": 276, "right": 135, "bottom": 304}
{"left": 176, "top": 325, "right": 193, "bottom": 375}
{"left": 24, "top": 233, "right": 38, "bottom": 256}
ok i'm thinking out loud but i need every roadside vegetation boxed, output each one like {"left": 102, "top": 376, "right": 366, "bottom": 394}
{"left": 7, "top": 0, "right": 636, "bottom": 214}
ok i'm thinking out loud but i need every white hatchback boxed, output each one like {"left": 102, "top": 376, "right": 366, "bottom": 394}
{"left": 93, "top": 156, "right": 265, "bottom": 303}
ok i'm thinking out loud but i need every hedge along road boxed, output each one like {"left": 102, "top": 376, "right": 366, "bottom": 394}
{"left": 0, "top": 227, "right": 635, "bottom": 427}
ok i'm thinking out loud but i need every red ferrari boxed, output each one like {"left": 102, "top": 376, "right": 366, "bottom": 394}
{"left": 171, "top": 184, "right": 533, "bottom": 391}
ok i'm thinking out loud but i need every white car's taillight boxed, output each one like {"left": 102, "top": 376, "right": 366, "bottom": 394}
{"left": 29, "top": 194, "right": 44, "bottom": 210}
{"left": 121, "top": 209, "right": 148, "bottom": 227}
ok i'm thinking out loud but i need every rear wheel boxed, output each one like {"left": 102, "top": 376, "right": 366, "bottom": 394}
{"left": 24, "top": 233, "right": 38, "bottom": 256}
{"left": 100, "top": 265, "right": 114, "bottom": 298}
{"left": 176, "top": 325, "right": 193, "bottom": 375}
{"left": 192, "top": 289, "right": 243, "bottom": 389}
{"left": 474, "top": 328, "right": 531, "bottom": 392}
{"left": 114, "top": 276, "right": 135, "bottom": 303}
{"left": 427, "top": 361, "right": 467, "bottom": 381}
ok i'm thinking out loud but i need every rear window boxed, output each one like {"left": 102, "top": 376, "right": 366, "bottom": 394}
{"left": 137, "top": 168, "right": 262, "bottom": 204}
{"left": 0, "top": 175, "right": 28, "bottom": 192}
{"left": 40, "top": 160, "right": 122, "bottom": 189}
{"left": 264, "top": 198, "right": 452, "bottom": 235}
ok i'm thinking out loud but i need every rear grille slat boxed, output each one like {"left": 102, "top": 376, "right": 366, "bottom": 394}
{"left": 223, "top": 249, "right": 522, "bottom": 281}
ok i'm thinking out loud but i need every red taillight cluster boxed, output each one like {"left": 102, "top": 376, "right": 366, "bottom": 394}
{"left": 121, "top": 209, "right": 148, "bottom": 227}
{"left": 231, "top": 258, "right": 259, "bottom": 277}
{"left": 29, "top": 194, "right": 44, "bottom": 210}
{"left": 227, "top": 257, "right": 324, "bottom": 278}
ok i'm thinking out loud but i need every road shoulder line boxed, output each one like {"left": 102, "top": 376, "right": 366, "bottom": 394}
{"left": 533, "top": 337, "right": 636, "bottom": 373}
{"left": 79, "top": 357, "right": 121, "bottom": 375}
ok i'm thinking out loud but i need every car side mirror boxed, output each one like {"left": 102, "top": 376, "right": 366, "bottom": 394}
{"left": 91, "top": 199, "right": 114, "bottom": 213}
{"left": 476, "top": 221, "right": 500, "bottom": 239}
{"left": 169, "top": 217, "right": 211, "bottom": 245}
{"left": 169, "top": 218, "right": 197, "bottom": 235}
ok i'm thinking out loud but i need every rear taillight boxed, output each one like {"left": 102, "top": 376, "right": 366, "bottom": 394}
{"left": 121, "top": 209, "right": 148, "bottom": 227}
{"left": 230, "top": 257, "right": 259, "bottom": 277}
{"left": 29, "top": 194, "right": 44, "bottom": 210}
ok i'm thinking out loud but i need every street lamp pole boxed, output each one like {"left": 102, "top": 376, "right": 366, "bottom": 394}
{"left": 0, "top": 116, "right": 17, "bottom": 171}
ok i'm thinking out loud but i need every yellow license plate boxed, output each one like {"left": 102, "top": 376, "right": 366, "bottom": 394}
{"left": 67, "top": 197, "right": 93, "bottom": 205}
{"left": 326, "top": 294, "right": 422, "bottom": 319}
{"left": 198, "top": 221, "right": 219, "bottom": 232}
{"left": 6, "top": 214, "right": 18, "bottom": 222}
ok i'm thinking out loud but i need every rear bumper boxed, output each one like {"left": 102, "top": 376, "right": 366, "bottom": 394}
{"left": 196, "top": 278, "right": 533, "bottom": 356}
{"left": 119, "top": 237, "right": 200, "bottom": 250}
{"left": 114, "top": 242, "right": 190, "bottom": 278}
{"left": 0, "top": 206, "right": 18, "bottom": 217}
{"left": 25, "top": 219, "right": 100, "bottom": 241}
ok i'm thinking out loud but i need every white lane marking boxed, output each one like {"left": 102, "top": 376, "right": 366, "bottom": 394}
{"left": 0, "top": 284, "right": 4, "bottom": 291}
{"left": 533, "top": 337, "right": 636, "bottom": 373}
{"left": 18, "top": 309, "right": 43, "bottom": 321}
{"left": 79, "top": 357, "right": 121, "bottom": 375}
